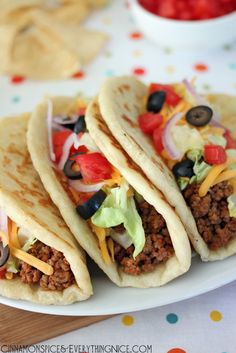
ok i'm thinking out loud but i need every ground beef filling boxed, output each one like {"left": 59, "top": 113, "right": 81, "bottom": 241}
{"left": 183, "top": 181, "right": 236, "bottom": 250}
{"left": 114, "top": 201, "right": 174, "bottom": 276}
{"left": 19, "top": 241, "right": 75, "bottom": 290}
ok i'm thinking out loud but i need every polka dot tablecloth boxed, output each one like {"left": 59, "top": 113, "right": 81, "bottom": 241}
{"left": 1, "top": 1, "right": 236, "bottom": 352}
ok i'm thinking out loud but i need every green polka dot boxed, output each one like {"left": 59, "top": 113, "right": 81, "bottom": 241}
{"left": 12, "top": 95, "right": 21, "bottom": 103}
{"left": 166, "top": 313, "right": 178, "bottom": 324}
{"left": 105, "top": 70, "right": 114, "bottom": 77}
{"left": 229, "top": 63, "right": 236, "bottom": 70}
{"left": 223, "top": 44, "right": 233, "bottom": 51}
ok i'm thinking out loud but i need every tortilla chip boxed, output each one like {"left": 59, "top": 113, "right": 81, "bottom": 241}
{"left": 207, "top": 94, "right": 236, "bottom": 137}
{"left": 5, "top": 21, "right": 80, "bottom": 80}
{"left": 32, "top": 11, "right": 108, "bottom": 65}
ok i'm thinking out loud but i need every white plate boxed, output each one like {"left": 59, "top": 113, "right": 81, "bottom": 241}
{"left": 1, "top": 255, "right": 236, "bottom": 316}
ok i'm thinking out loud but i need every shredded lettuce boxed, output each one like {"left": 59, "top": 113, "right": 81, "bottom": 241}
{"left": 177, "top": 177, "right": 190, "bottom": 191}
{"left": 227, "top": 149, "right": 236, "bottom": 160}
{"left": 208, "top": 135, "right": 227, "bottom": 147}
{"left": 190, "top": 159, "right": 212, "bottom": 184}
{"left": 171, "top": 125, "right": 204, "bottom": 155}
{"left": 21, "top": 236, "right": 37, "bottom": 252}
{"left": 6, "top": 258, "right": 19, "bottom": 274}
{"left": 228, "top": 195, "right": 236, "bottom": 218}
{"left": 187, "top": 148, "right": 203, "bottom": 162}
{"left": 91, "top": 183, "right": 145, "bottom": 257}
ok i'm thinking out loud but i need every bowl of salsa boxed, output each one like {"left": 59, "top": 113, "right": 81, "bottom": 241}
{"left": 130, "top": 0, "right": 236, "bottom": 49}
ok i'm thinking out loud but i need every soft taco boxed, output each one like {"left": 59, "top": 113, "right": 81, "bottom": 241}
{"left": 0, "top": 114, "right": 92, "bottom": 304}
{"left": 97, "top": 76, "right": 236, "bottom": 261}
{"left": 27, "top": 96, "right": 191, "bottom": 288}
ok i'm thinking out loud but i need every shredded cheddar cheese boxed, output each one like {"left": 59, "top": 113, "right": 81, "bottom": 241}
{"left": 104, "top": 170, "right": 124, "bottom": 188}
{"left": 107, "top": 237, "right": 115, "bottom": 262}
{"left": 199, "top": 161, "right": 229, "bottom": 197}
{"left": 5, "top": 272, "right": 13, "bottom": 280}
{"left": 229, "top": 178, "right": 236, "bottom": 193}
{"left": 89, "top": 222, "right": 111, "bottom": 264}
{"left": 9, "top": 220, "right": 21, "bottom": 249}
{"left": 0, "top": 231, "right": 9, "bottom": 246}
{"left": 10, "top": 247, "right": 54, "bottom": 275}
{"left": 213, "top": 170, "right": 236, "bottom": 186}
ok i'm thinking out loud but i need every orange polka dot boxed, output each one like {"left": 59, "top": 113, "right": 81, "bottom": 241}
{"left": 129, "top": 31, "right": 143, "bottom": 39}
{"left": 167, "top": 349, "right": 186, "bottom": 353}
{"left": 72, "top": 71, "right": 85, "bottom": 79}
{"left": 122, "top": 315, "right": 134, "bottom": 326}
{"left": 193, "top": 63, "right": 209, "bottom": 72}
{"left": 210, "top": 310, "right": 222, "bottom": 322}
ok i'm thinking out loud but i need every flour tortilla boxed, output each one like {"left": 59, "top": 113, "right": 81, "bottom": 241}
{"left": 0, "top": 114, "right": 92, "bottom": 305}
{"left": 27, "top": 96, "right": 191, "bottom": 288}
{"left": 97, "top": 76, "right": 236, "bottom": 261}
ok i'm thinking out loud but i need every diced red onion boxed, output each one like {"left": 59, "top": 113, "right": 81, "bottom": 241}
{"left": 0, "top": 209, "right": 8, "bottom": 234}
{"left": 162, "top": 112, "right": 183, "bottom": 160}
{"left": 52, "top": 121, "right": 67, "bottom": 131}
{"left": 58, "top": 132, "right": 80, "bottom": 170}
{"left": 54, "top": 114, "right": 78, "bottom": 125}
{"left": 110, "top": 230, "right": 132, "bottom": 249}
{"left": 47, "top": 99, "right": 56, "bottom": 162}
{"left": 68, "top": 180, "right": 104, "bottom": 193}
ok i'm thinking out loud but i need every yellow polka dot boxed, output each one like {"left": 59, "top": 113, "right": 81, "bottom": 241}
{"left": 122, "top": 315, "right": 134, "bottom": 326}
{"left": 101, "top": 17, "right": 112, "bottom": 25}
{"left": 165, "top": 65, "right": 175, "bottom": 74}
{"left": 210, "top": 310, "right": 222, "bottom": 322}
{"left": 132, "top": 49, "right": 142, "bottom": 57}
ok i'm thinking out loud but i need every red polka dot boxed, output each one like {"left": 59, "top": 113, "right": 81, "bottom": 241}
{"left": 132, "top": 67, "right": 146, "bottom": 76}
{"left": 167, "top": 349, "right": 186, "bottom": 353}
{"left": 129, "top": 31, "right": 143, "bottom": 39}
{"left": 10, "top": 75, "right": 25, "bottom": 84}
{"left": 72, "top": 71, "right": 85, "bottom": 79}
{"left": 193, "top": 63, "right": 209, "bottom": 72}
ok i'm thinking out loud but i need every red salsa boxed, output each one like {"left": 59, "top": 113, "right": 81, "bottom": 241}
{"left": 139, "top": 0, "right": 236, "bottom": 21}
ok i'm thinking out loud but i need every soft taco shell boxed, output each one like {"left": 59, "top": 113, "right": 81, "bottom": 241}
{"left": 97, "top": 76, "right": 236, "bottom": 261}
{"left": 0, "top": 114, "right": 92, "bottom": 305}
{"left": 27, "top": 96, "right": 191, "bottom": 288}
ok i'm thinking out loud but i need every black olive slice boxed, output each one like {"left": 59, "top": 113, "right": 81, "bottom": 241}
{"left": 186, "top": 105, "right": 213, "bottom": 127}
{"left": 147, "top": 90, "right": 166, "bottom": 113}
{"left": 74, "top": 115, "right": 86, "bottom": 134}
{"left": 172, "top": 159, "right": 194, "bottom": 178}
{"left": 63, "top": 160, "right": 82, "bottom": 180}
{"left": 63, "top": 152, "right": 84, "bottom": 180}
{"left": 0, "top": 241, "right": 10, "bottom": 267}
{"left": 76, "top": 189, "right": 107, "bottom": 220}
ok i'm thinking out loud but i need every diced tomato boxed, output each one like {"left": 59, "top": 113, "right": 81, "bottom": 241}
{"left": 75, "top": 152, "right": 113, "bottom": 183}
{"left": 139, "top": 0, "right": 236, "bottom": 20}
{"left": 0, "top": 268, "right": 6, "bottom": 279}
{"left": 204, "top": 145, "right": 227, "bottom": 165}
{"left": 149, "top": 83, "right": 181, "bottom": 106}
{"left": 224, "top": 130, "right": 236, "bottom": 149}
{"left": 70, "top": 144, "right": 88, "bottom": 156}
{"left": 138, "top": 112, "right": 163, "bottom": 134}
{"left": 53, "top": 130, "right": 72, "bottom": 162}
{"left": 153, "top": 127, "right": 164, "bottom": 153}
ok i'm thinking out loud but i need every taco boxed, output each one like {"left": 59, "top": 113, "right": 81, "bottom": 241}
{"left": 97, "top": 76, "right": 236, "bottom": 261}
{"left": 0, "top": 114, "right": 92, "bottom": 304}
{"left": 27, "top": 96, "right": 191, "bottom": 288}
